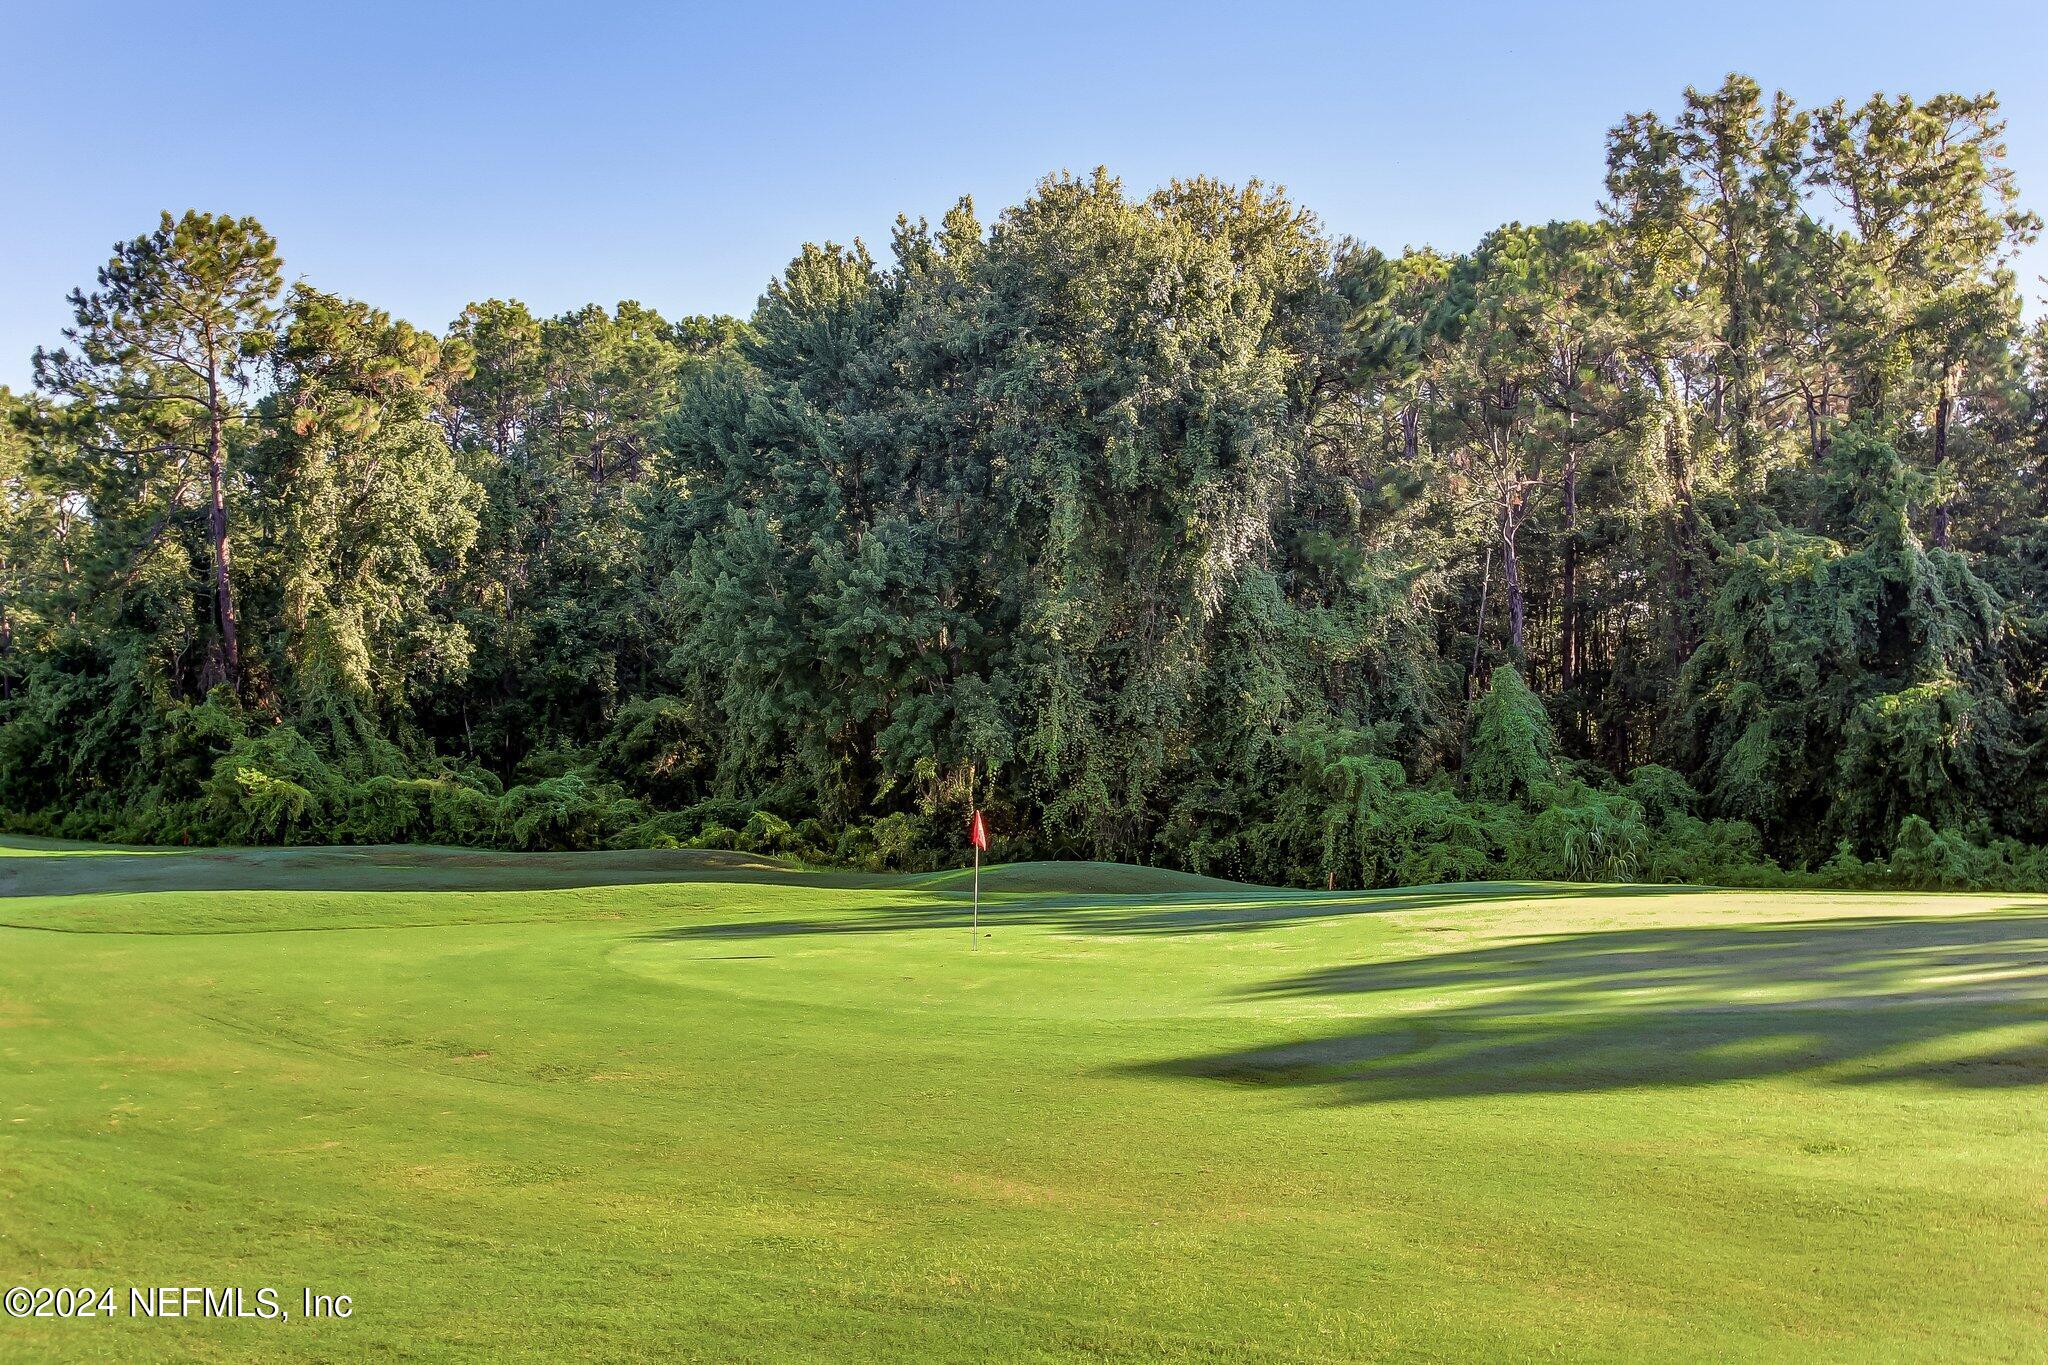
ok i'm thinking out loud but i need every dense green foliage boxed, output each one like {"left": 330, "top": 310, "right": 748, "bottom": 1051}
{"left": 6, "top": 75, "right": 2048, "bottom": 888}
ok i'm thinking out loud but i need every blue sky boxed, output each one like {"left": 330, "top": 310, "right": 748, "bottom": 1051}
{"left": 4, "top": 1, "right": 2045, "bottom": 389}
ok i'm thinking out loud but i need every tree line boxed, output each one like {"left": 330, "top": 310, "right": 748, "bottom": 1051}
{"left": 4, "top": 74, "right": 2046, "bottom": 890}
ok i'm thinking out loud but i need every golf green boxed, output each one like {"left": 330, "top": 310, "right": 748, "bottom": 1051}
{"left": 2, "top": 838, "right": 2044, "bottom": 1360}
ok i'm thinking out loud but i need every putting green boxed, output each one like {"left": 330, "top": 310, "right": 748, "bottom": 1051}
{"left": 2, "top": 840, "right": 2044, "bottom": 1360}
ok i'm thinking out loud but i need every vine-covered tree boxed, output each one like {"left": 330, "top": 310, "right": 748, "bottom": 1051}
{"left": 252, "top": 287, "right": 482, "bottom": 762}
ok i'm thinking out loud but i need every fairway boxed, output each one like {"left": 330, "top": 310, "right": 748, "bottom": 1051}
{"left": 2, "top": 840, "right": 2045, "bottom": 1360}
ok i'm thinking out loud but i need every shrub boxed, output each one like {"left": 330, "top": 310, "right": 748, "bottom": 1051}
{"left": 498, "top": 773, "right": 645, "bottom": 851}
{"left": 735, "top": 809, "right": 797, "bottom": 855}
{"left": 1640, "top": 813, "right": 1772, "bottom": 885}
{"left": 201, "top": 725, "right": 337, "bottom": 843}
{"left": 1466, "top": 667, "right": 1554, "bottom": 804}
{"left": 1507, "top": 782, "right": 1648, "bottom": 881}
{"left": 1881, "top": 816, "right": 2048, "bottom": 891}
{"left": 418, "top": 778, "right": 500, "bottom": 846}
{"left": 865, "top": 812, "right": 928, "bottom": 870}
{"left": 1374, "top": 786, "right": 1507, "bottom": 886}
{"left": 224, "top": 768, "right": 317, "bottom": 843}
{"left": 1623, "top": 765, "right": 1700, "bottom": 826}
{"left": 593, "top": 696, "right": 708, "bottom": 807}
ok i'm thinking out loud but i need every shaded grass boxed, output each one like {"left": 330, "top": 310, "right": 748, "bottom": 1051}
{"left": 1137, "top": 911, "right": 2048, "bottom": 1098}
{"left": 2, "top": 838, "right": 2044, "bottom": 1360}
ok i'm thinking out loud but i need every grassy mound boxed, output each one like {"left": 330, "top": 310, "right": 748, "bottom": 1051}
{"left": 910, "top": 858, "right": 1249, "bottom": 896}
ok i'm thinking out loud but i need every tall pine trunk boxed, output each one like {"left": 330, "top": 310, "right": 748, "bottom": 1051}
{"left": 1467, "top": 543, "right": 1492, "bottom": 699}
{"left": 1560, "top": 431, "right": 1579, "bottom": 693}
{"left": 1664, "top": 418, "right": 1700, "bottom": 668}
{"left": 1723, "top": 246, "right": 1760, "bottom": 477}
{"left": 204, "top": 355, "right": 241, "bottom": 689}
{"left": 1931, "top": 375, "right": 1953, "bottom": 549}
{"left": 1499, "top": 496, "right": 1525, "bottom": 661}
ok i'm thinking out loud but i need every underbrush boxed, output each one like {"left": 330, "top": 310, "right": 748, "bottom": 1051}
{"left": 6, "top": 679, "right": 2046, "bottom": 892}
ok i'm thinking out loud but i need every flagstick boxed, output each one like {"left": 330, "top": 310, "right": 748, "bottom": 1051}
{"left": 972, "top": 843, "right": 980, "bottom": 949}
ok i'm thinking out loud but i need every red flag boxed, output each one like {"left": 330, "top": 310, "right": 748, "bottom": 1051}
{"left": 969, "top": 809, "right": 989, "bottom": 851}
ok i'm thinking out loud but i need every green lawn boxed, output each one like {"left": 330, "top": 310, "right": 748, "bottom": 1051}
{"left": 2, "top": 840, "right": 2044, "bottom": 1360}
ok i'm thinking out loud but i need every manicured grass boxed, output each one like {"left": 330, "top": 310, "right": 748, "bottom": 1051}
{"left": 2, "top": 839, "right": 2044, "bottom": 1360}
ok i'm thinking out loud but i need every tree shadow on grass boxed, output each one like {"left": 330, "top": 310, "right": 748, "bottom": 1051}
{"left": 0, "top": 844, "right": 898, "bottom": 899}
{"left": 644, "top": 882, "right": 1710, "bottom": 941}
{"left": 1125, "top": 910, "right": 2048, "bottom": 1100}
{"left": 0, "top": 834, "right": 1701, "bottom": 940}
